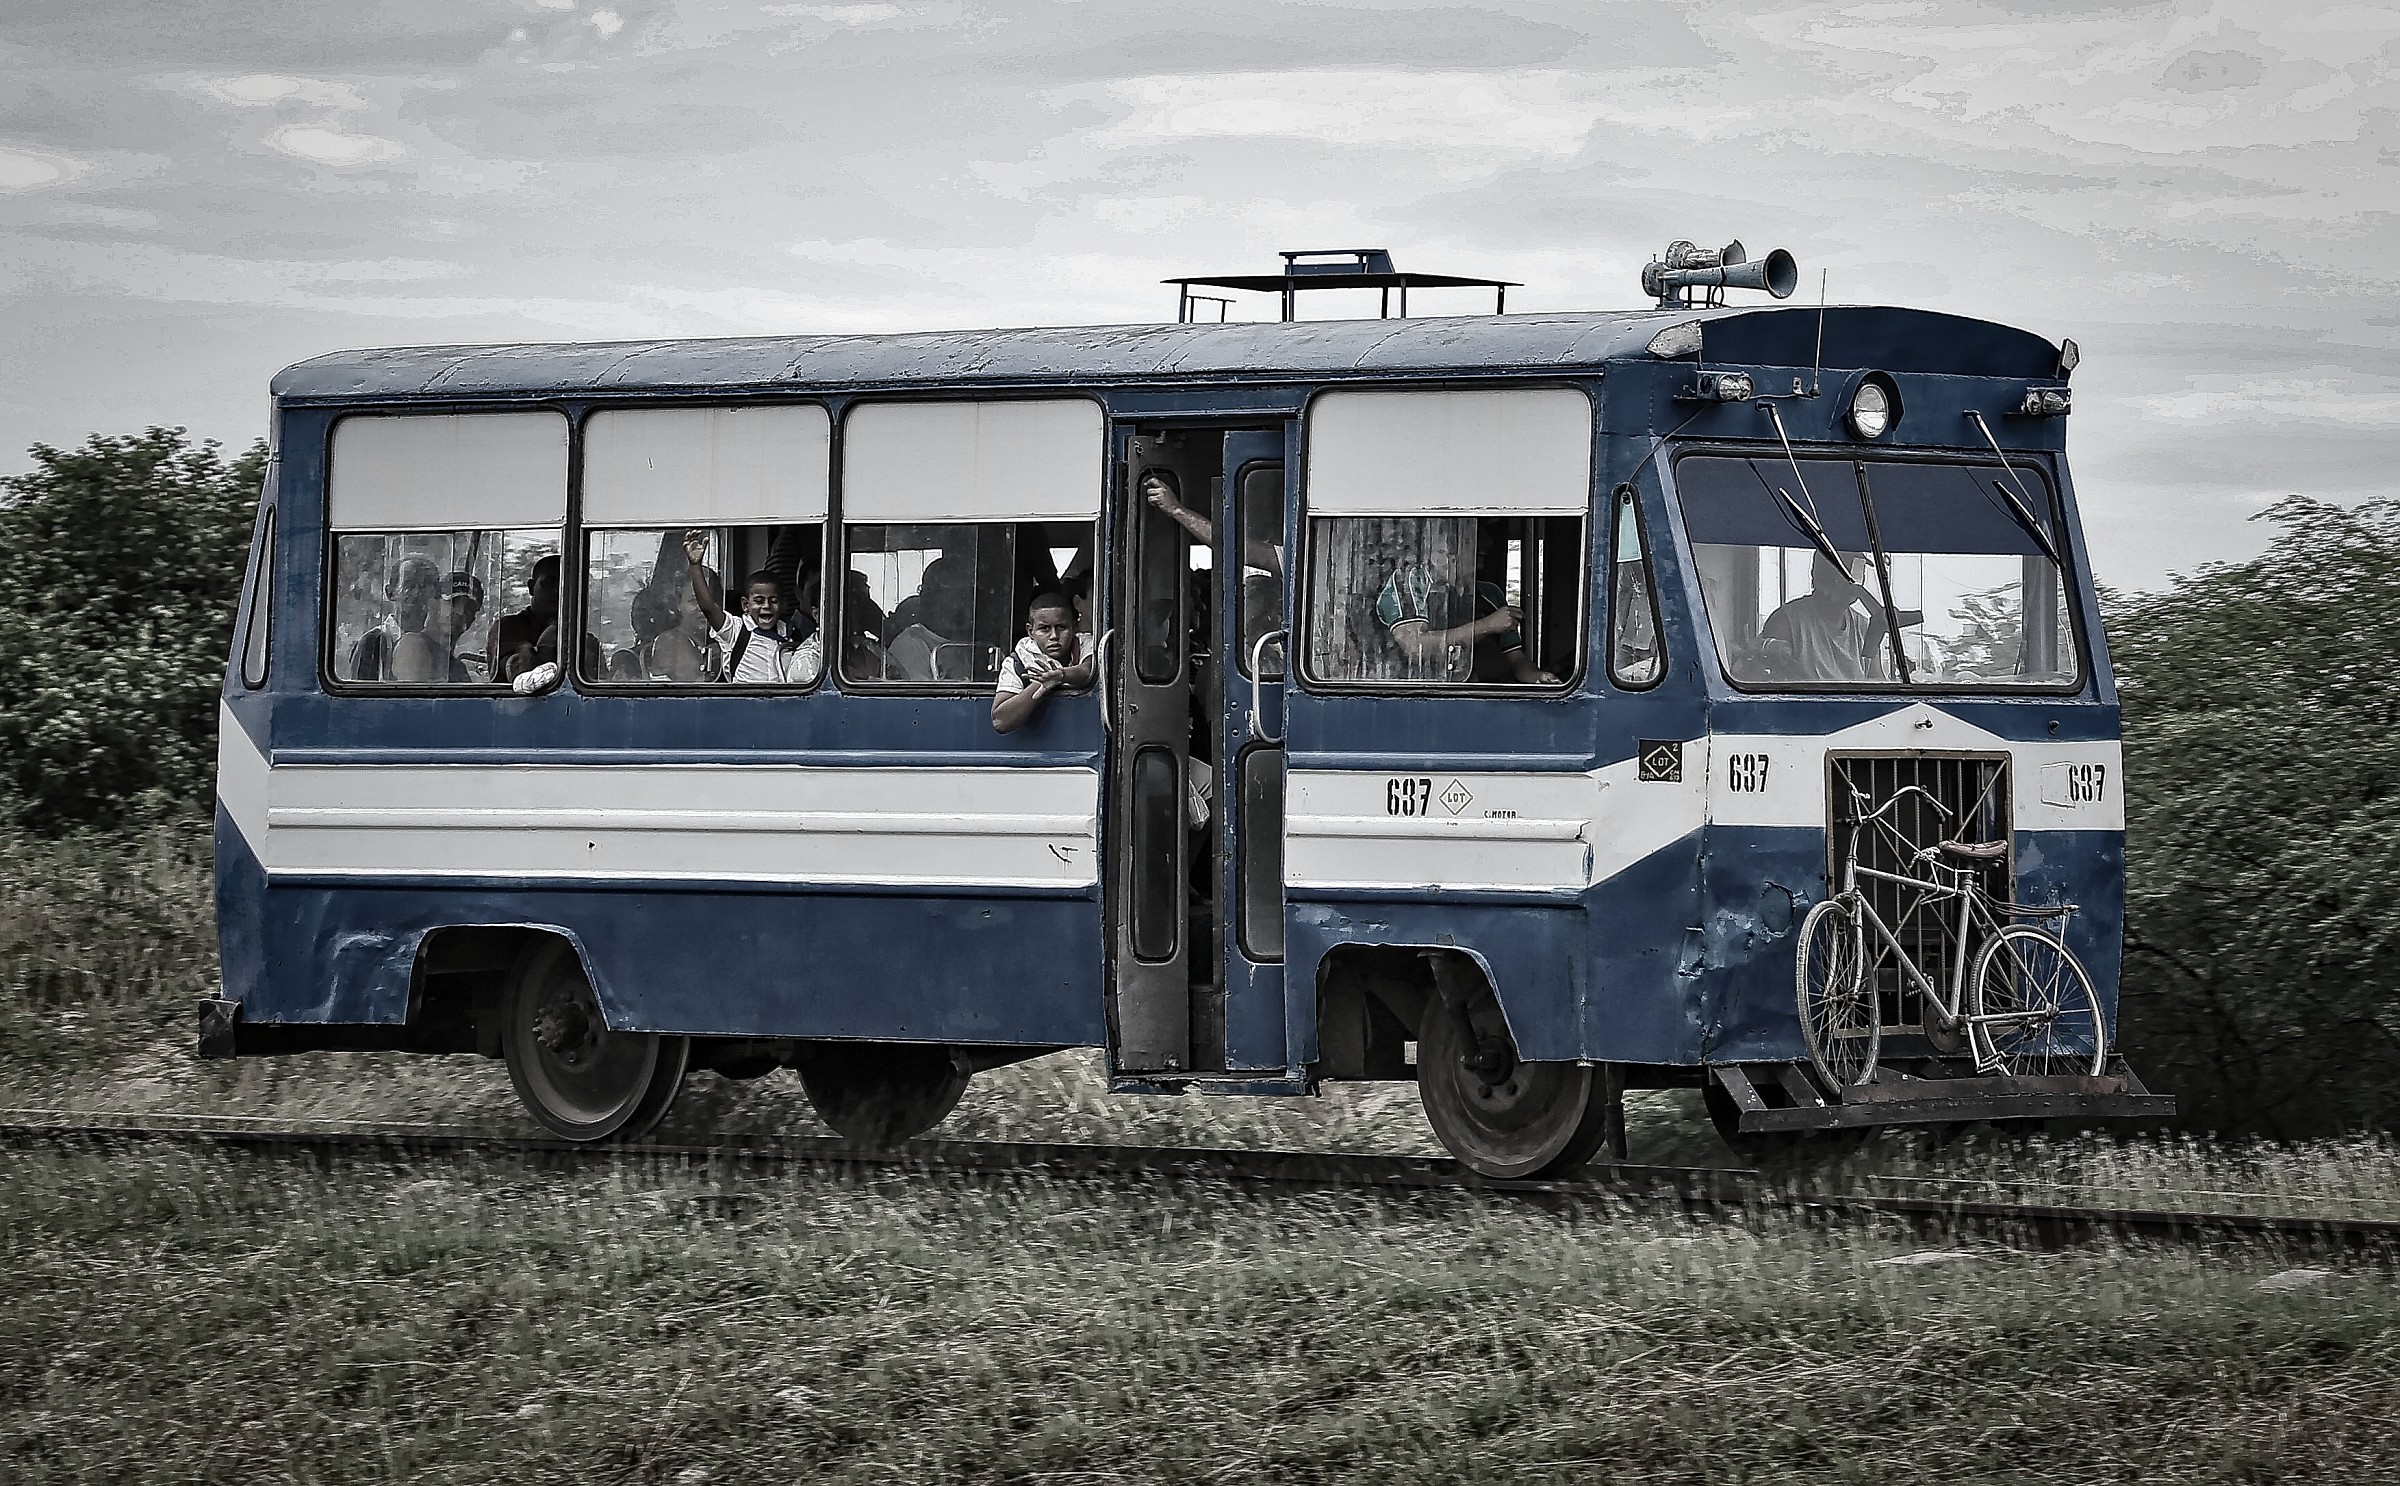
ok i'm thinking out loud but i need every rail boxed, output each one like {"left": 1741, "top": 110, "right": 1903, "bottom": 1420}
{"left": 3, "top": 1111, "right": 2393, "bottom": 1254}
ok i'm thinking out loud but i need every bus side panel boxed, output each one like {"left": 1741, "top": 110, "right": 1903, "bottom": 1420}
{"left": 1582, "top": 832, "right": 1713, "bottom": 1066}
{"left": 232, "top": 884, "right": 1108, "bottom": 1045}
{"left": 212, "top": 801, "right": 271, "bottom": 1012}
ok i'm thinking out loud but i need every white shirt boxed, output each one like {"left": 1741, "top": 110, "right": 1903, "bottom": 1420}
{"left": 994, "top": 633, "right": 1095, "bottom": 697}
{"left": 709, "top": 613, "right": 818, "bottom": 684}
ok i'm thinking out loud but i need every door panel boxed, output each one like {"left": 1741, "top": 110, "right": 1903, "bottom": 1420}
{"left": 1218, "top": 429, "right": 1290, "bottom": 1071}
{"left": 1106, "top": 434, "right": 1200, "bottom": 1072}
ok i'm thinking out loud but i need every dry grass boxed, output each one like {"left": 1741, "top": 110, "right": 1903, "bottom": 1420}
{"left": 6, "top": 825, "right": 2400, "bottom": 1480}
{"left": 4, "top": 1140, "right": 2395, "bottom": 1485}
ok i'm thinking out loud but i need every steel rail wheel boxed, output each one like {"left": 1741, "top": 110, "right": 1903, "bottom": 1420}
{"left": 1416, "top": 982, "right": 1610, "bottom": 1180}
{"left": 501, "top": 940, "right": 678, "bottom": 1142}
{"left": 1796, "top": 896, "right": 1878, "bottom": 1089}
{"left": 799, "top": 1043, "right": 970, "bottom": 1145}
{"left": 1969, "top": 926, "right": 2106, "bottom": 1076}
{"left": 617, "top": 1034, "right": 692, "bottom": 1143}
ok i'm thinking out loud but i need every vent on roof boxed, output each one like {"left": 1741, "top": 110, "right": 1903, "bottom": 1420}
{"left": 1164, "top": 249, "right": 1517, "bottom": 324}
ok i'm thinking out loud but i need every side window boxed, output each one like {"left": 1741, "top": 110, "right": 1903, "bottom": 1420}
{"left": 1307, "top": 515, "right": 1580, "bottom": 684}
{"left": 1609, "top": 486, "right": 1663, "bottom": 687}
{"left": 839, "top": 400, "right": 1103, "bottom": 689}
{"left": 579, "top": 405, "right": 831, "bottom": 687}
{"left": 239, "top": 509, "right": 274, "bottom": 689}
{"left": 1235, "top": 462, "right": 1285, "bottom": 679}
{"left": 1301, "top": 387, "right": 1589, "bottom": 689}
{"left": 846, "top": 522, "right": 1093, "bottom": 683}
{"left": 324, "top": 412, "right": 567, "bottom": 688}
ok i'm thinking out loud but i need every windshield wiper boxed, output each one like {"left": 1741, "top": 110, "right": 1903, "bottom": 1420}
{"left": 1988, "top": 479, "right": 2064, "bottom": 567}
{"left": 1770, "top": 484, "right": 1847, "bottom": 571}
{"left": 1964, "top": 409, "right": 2064, "bottom": 567}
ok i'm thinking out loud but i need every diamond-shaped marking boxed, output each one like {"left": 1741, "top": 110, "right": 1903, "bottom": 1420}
{"left": 1638, "top": 740, "right": 1682, "bottom": 783}
{"left": 1440, "top": 779, "right": 1473, "bottom": 816}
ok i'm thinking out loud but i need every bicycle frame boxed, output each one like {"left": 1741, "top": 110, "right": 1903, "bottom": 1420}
{"left": 1830, "top": 784, "right": 2043, "bottom": 1067}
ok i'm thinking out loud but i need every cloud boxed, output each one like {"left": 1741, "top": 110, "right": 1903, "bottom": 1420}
{"left": 1085, "top": 69, "right": 1601, "bottom": 160}
{"left": 200, "top": 73, "right": 372, "bottom": 110}
{"left": 762, "top": 4, "right": 904, "bottom": 22}
{"left": 2131, "top": 376, "right": 2400, "bottom": 427}
{"left": 0, "top": 145, "right": 84, "bottom": 191}
{"left": 266, "top": 125, "right": 407, "bottom": 166}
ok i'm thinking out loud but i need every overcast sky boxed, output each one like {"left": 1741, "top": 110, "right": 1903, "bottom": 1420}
{"left": 2, "top": 0, "right": 2392, "bottom": 588}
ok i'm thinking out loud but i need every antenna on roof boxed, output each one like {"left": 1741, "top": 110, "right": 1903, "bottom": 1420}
{"left": 1811, "top": 269, "right": 1828, "bottom": 397}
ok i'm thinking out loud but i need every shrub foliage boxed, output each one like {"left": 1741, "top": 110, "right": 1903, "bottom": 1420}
{"left": 2110, "top": 496, "right": 2400, "bottom": 1135}
{"left": 0, "top": 429, "right": 265, "bottom": 833}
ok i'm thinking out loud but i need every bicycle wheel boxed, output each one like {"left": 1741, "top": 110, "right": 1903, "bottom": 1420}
{"left": 1968, "top": 926, "right": 2105, "bottom": 1076}
{"left": 1796, "top": 896, "right": 1878, "bottom": 1088}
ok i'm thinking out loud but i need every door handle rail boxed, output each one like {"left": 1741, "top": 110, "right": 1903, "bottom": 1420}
{"left": 1249, "top": 628, "right": 1287, "bottom": 744}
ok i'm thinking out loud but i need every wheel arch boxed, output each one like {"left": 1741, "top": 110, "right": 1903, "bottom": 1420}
{"left": 411, "top": 923, "right": 622, "bottom": 1056}
{"left": 1314, "top": 941, "right": 1523, "bottom": 1077}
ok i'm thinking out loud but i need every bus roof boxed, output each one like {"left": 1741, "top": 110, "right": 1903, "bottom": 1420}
{"left": 270, "top": 305, "right": 2064, "bottom": 404}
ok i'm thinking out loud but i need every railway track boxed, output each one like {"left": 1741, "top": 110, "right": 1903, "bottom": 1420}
{"left": 4, "top": 1110, "right": 2395, "bottom": 1254}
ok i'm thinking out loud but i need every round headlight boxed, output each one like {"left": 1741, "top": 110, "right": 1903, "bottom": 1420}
{"left": 1848, "top": 380, "right": 1893, "bottom": 439}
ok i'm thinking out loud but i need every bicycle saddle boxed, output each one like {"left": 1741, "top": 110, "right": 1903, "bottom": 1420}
{"left": 1938, "top": 839, "right": 2008, "bottom": 861}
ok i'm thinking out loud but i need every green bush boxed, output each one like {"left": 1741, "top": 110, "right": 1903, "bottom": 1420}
{"left": 0, "top": 429, "right": 266, "bottom": 833}
{"left": 2111, "top": 496, "right": 2400, "bottom": 1135}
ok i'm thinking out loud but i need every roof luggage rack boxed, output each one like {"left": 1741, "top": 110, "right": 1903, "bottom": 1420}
{"left": 1165, "top": 248, "right": 1516, "bottom": 324}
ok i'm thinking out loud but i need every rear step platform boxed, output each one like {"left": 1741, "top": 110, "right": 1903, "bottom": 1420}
{"left": 1711, "top": 1059, "right": 2176, "bottom": 1133}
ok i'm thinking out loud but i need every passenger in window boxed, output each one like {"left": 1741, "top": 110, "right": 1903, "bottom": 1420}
{"left": 1375, "top": 562, "right": 1556, "bottom": 685}
{"left": 991, "top": 592, "right": 1096, "bottom": 733}
{"left": 1759, "top": 552, "right": 1916, "bottom": 683}
{"left": 887, "top": 556, "right": 974, "bottom": 682}
{"left": 680, "top": 532, "right": 815, "bottom": 684}
{"left": 797, "top": 569, "right": 883, "bottom": 682}
{"left": 488, "top": 555, "right": 563, "bottom": 682}
{"left": 440, "top": 571, "right": 484, "bottom": 643}
{"left": 349, "top": 555, "right": 474, "bottom": 684}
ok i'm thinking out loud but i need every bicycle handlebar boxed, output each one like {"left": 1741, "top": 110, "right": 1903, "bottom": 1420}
{"left": 1845, "top": 783, "right": 1953, "bottom": 827}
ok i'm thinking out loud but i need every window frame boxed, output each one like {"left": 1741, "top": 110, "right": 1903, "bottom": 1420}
{"left": 1293, "top": 380, "right": 1593, "bottom": 697}
{"left": 573, "top": 521, "right": 832, "bottom": 694}
{"left": 1669, "top": 444, "right": 2090, "bottom": 697}
{"left": 569, "top": 397, "right": 836, "bottom": 695}
{"left": 831, "top": 392, "right": 1108, "bottom": 697}
{"left": 239, "top": 507, "right": 275, "bottom": 690}
{"left": 317, "top": 405, "right": 572, "bottom": 698}
{"left": 1606, "top": 483, "right": 1666, "bottom": 693}
{"left": 1231, "top": 456, "right": 1288, "bottom": 683}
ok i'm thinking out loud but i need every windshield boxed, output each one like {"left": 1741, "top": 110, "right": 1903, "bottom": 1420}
{"left": 1677, "top": 453, "right": 2080, "bottom": 690}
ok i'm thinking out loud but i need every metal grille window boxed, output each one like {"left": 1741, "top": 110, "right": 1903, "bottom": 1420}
{"left": 1830, "top": 754, "right": 2012, "bottom": 1037}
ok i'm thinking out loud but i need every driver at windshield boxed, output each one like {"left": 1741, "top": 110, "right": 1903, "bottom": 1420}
{"left": 1760, "top": 551, "right": 1918, "bottom": 683}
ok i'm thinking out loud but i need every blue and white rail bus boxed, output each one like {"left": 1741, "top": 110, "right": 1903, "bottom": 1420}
{"left": 205, "top": 244, "right": 2170, "bottom": 1176}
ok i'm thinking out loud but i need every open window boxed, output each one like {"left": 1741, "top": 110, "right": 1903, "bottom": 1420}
{"left": 324, "top": 412, "right": 567, "bottom": 689}
{"left": 839, "top": 400, "right": 1101, "bottom": 687}
{"left": 578, "top": 404, "right": 830, "bottom": 687}
{"left": 1301, "top": 387, "right": 1589, "bottom": 688}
